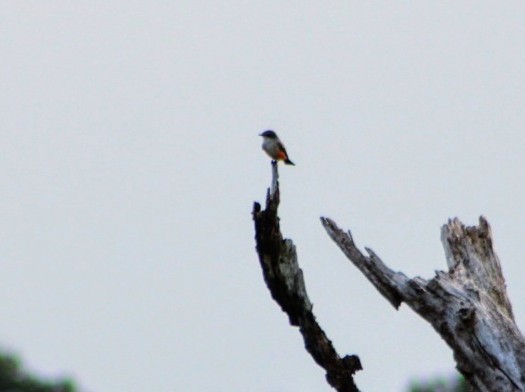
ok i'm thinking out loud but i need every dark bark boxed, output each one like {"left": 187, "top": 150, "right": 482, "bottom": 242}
{"left": 253, "top": 162, "right": 361, "bottom": 392}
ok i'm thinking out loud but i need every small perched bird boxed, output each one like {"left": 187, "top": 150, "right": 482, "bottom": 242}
{"left": 259, "top": 130, "right": 295, "bottom": 165}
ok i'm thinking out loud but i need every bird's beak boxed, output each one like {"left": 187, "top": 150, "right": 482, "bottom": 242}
{"left": 258, "top": 133, "right": 263, "bottom": 136}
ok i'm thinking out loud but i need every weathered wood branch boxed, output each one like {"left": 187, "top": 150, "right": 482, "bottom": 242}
{"left": 321, "top": 216, "right": 525, "bottom": 391}
{"left": 253, "top": 162, "right": 362, "bottom": 392}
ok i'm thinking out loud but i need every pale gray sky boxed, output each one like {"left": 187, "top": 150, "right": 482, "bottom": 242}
{"left": 1, "top": 2, "right": 525, "bottom": 391}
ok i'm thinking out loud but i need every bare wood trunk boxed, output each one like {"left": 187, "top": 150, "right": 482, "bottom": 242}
{"left": 252, "top": 162, "right": 361, "bottom": 392}
{"left": 322, "top": 216, "right": 525, "bottom": 391}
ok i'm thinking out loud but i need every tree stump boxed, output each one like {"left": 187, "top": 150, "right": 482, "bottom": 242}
{"left": 322, "top": 216, "right": 525, "bottom": 391}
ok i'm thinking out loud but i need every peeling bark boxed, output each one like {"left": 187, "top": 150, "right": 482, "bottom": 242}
{"left": 321, "top": 216, "right": 525, "bottom": 391}
{"left": 253, "top": 162, "right": 361, "bottom": 392}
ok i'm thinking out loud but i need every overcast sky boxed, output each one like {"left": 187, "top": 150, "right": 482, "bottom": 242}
{"left": 1, "top": 2, "right": 525, "bottom": 391}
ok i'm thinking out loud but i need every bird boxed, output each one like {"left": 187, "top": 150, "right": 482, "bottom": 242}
{"left": 259, "top": 130, "right": 295, "bottom": 165}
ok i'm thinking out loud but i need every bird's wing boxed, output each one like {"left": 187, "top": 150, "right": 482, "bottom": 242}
{"left": 277, "top": 141, "right": 289, "bottom": 157}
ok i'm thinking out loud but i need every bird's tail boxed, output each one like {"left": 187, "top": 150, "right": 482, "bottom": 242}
{"left": 285, "top": 159, "right": 295, "bottom": 166}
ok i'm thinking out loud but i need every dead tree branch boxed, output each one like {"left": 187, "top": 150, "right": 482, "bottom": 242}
{"left": 253, "top": 162, "right": 362, "bottom": 392}
{"left": 321, "top": 216, "right": 525, "bottom": 391}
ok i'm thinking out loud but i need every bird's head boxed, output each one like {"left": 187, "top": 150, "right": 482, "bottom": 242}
{"left": 259, "top": 130, "right": 277, "bottom": 139}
